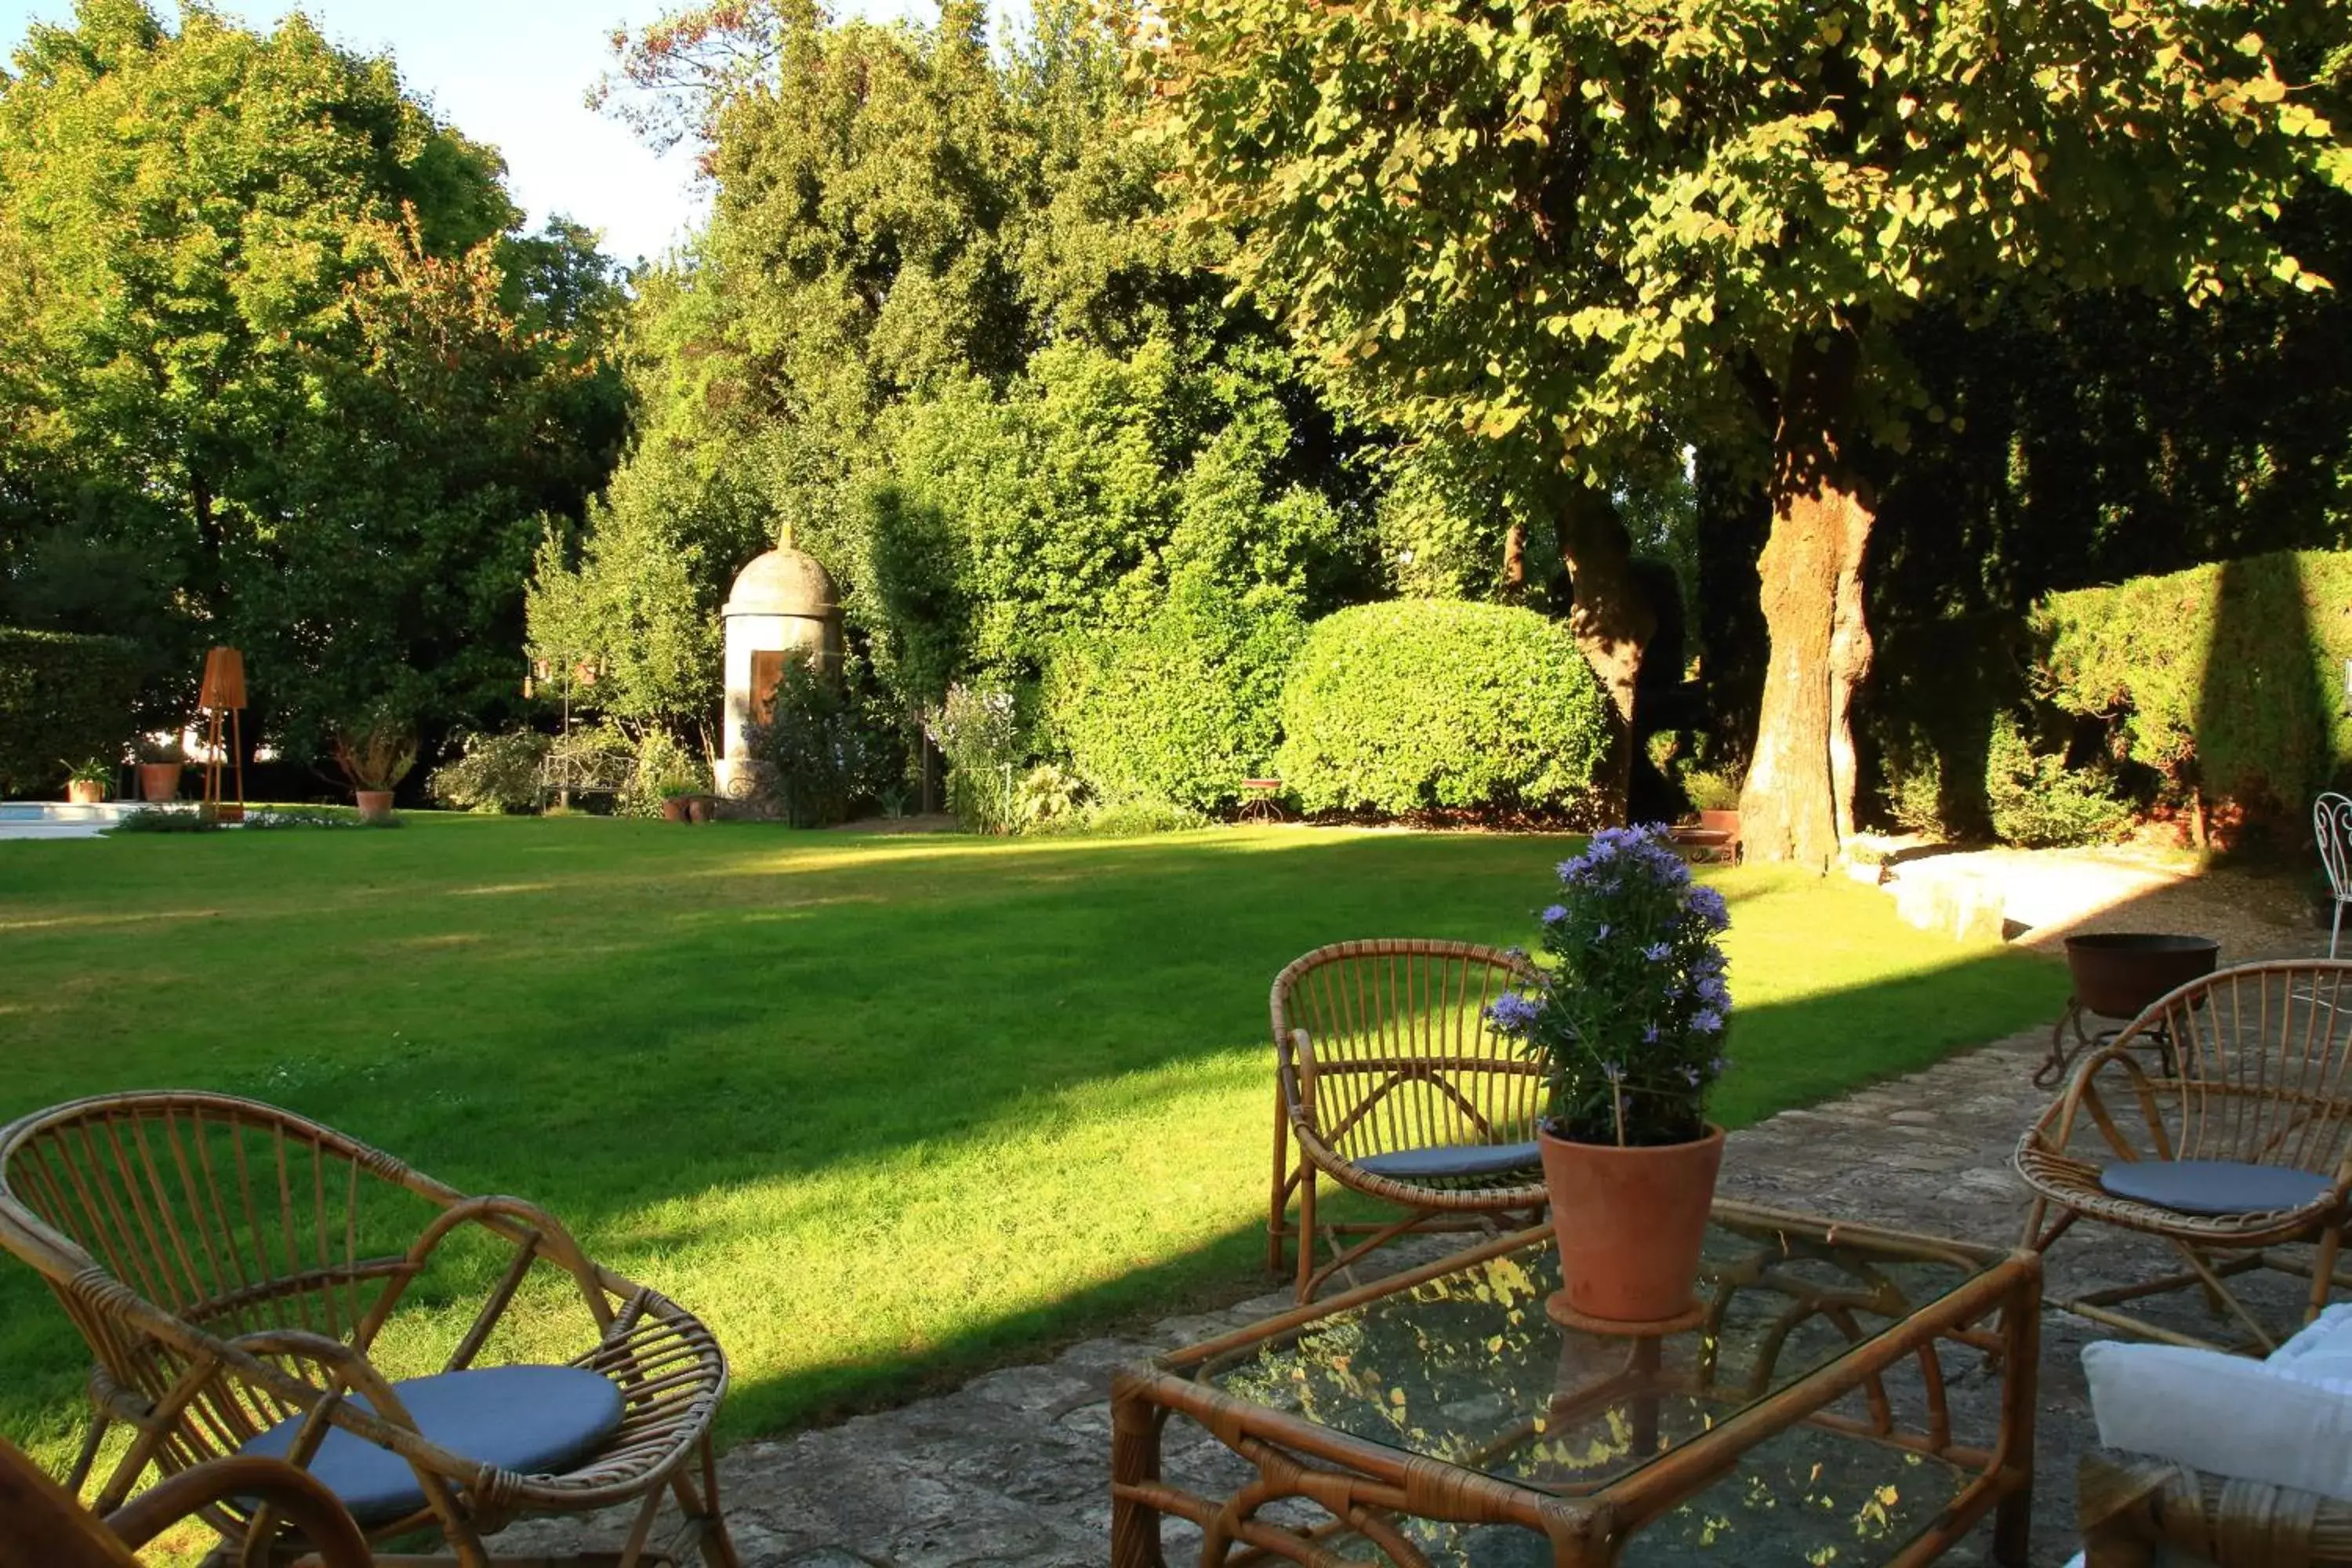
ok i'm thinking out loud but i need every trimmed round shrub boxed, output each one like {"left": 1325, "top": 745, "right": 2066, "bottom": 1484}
{"left": 1276, "top": 601, "right": 1610, "bottom": 816}
{"left": 1049, "top": 584, "right": 1302, "bottom": 815}
{"left": 0, "top": 627, "right": 140, "bottom": 797}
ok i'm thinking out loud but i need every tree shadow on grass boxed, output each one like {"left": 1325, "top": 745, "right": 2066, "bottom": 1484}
{"left": 0, "top": 824, "right": 2066, "bottom": 1458}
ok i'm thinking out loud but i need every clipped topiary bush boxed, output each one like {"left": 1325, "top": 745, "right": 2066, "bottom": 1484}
{"left": 1276, "top": 601, "right": 1611, "bottom": 817}
{"left": 1047, "top": 583, "right": 1303, "bottom": 815}
{"left": 2034, "top": 550, "right": 2352, "bottom": 811}
{"left": 0, "top": 627, "right": 140, "bottom": 797}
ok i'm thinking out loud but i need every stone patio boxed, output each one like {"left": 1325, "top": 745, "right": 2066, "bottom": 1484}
{"left": 497, "top": 880, "right": 2333, "bottom": 1568}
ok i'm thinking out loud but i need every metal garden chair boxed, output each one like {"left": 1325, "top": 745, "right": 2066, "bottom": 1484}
{"left": 2016, "top": 960, "right": 2352, "bottom": 1352}
{"left": 1269, "top": 939, "right": 1549, "bottom": 1302}
{"left": 2318, "top": 792, "right": 2352, "bottom": 958}
{"left": 0, "top": 1091, "right": 738, "bottom": 1567}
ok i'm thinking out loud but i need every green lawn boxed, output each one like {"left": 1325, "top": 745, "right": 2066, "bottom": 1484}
{"left": 0, "top": 817, "right": 2064, "bottom": 1465}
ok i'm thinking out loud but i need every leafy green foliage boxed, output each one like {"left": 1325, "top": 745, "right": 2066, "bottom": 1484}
{"left": 552, "top": 0, "right": 1368, "bottom": 753}
{"left": 0, "top": 2, "right": 626, "bottom": 760}
{"left": 619, "top": 728, "right": 714, "bottom": 818}
{"left": 1983, "top": 714, "right": 2131, "bottom": 848}
{"left": 1155, "top": 0, "right": 2347, "bottom": 470}
{"left": 2033, "top": 548, "right": 2352, "bottom": 811}
{"left": 872, "top": 338, "right": 1361, "bottom": 688}
{"left": 927, "top": 683, "right": 1024, "bottom": 833}
{"left": 1154, "top": 0, "right": 2348, "bottom": 860}
{"left": 1046, "top": 582, "right": 1302, "bottom": 815}
{"left": 106, "top": 808, "right": 222, "bottom": 834}
{"left": 427, "top": 732, "right": 554, "bottom": 815}
{"left": 1277, "top": 602, "right": 1610, "bottom": 817}
{"left": 0, "top": 627, "right": 140, "bottom": 796}
{"left": 743, "top": 655, "right": 862, "bottom": 828}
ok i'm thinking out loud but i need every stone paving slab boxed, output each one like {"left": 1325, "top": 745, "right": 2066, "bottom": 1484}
{"left": 503, "top": 919, "right": 2336, "bottom": 1568}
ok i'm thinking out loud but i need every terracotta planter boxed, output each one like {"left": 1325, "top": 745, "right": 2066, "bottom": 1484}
{"left": 1697, "top": 808, "right": 1739, "bottom": 838}
{"left": 684, "top": 794, "right": 716, "bottom": 824}
{"left": 660, "top": 796, "right": 691, "bottom": 823}
{"left": 66, "top": 779, "right": 105, "bottom": 806}
{"left": 354, "top": 789, "right": 395, "bottom": 824}
{"left": 1538, "top": 1123, "right": 1726, "bottom": 1327}
{"left": 138, "top": 763, "right": 182, "bottom": 803}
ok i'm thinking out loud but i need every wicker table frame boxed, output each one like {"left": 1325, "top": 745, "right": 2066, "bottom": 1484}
{"left": 1112, "top": 1203, "right": 2042, "bottom": 1568}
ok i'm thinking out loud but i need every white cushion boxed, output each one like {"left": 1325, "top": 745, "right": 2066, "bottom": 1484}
{"left": 2269, "top": 1301, "right": 2352, "bottom": 1382}
{"left": 2083, "top": 1335, "right": 2352, "bottom": 1503}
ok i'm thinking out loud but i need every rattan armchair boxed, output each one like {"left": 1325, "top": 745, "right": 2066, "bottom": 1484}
{"left": 0, "top": 1091, "right": 737, "bottom": 1568}
{"left": 1269, "top": 939, "right": 1549, "bottom": 1302}
{"left": 2016, "top": 960, "right": 2352, "bottom": 1352}
{"left": 2080, "top": 1450, "right": 2352, "bottom": 1566}
{"left": 0, "top": 1435, "right": 376, "bottom": 1568}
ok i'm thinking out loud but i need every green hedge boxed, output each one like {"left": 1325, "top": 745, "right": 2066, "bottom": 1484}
{"left": 2033, "top": 550, "right": 2352, "bottom": 811}
{"left": 1276, "top": 600, "right": 1611, "bottom": 816}
{"left": 0, "top": 628, "right": 142, "bottom": 797}
{"left": 1049, "top": 585, "right": 1302, "bottom": 815}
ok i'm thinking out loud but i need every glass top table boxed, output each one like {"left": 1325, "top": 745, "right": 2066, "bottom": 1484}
{"left": 1110, "top": 1203, "right": 2040, "bottom": 1566}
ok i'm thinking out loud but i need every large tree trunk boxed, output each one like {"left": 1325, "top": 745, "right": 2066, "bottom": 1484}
{"left": 1553, "top": 484, "right": 1654, "bottom": 826}
{"left": 1740, "top": 332, "right": 1876, "bottom": 870}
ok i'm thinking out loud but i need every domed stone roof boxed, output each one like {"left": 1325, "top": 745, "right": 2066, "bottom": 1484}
{"left": 723, "top": 543, "right": 837, "bottom": 619}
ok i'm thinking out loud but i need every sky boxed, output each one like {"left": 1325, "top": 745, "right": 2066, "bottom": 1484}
{"left": 0, "top": 0, "right": 923, "bottom": 265}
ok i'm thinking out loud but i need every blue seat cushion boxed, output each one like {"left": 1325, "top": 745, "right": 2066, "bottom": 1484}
{"left": 239, "top": 1364, "right": 624, "bottom": 1524}
{"left": 2099, "top": 1159, "right": 2335, "bottom": 1218}
{"left": 1356, "top": 1140, "right": 1541, "bottom": 1181}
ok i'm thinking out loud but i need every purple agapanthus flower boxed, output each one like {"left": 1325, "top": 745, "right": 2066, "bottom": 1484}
{"left": 1684, "top": 884, "right": 1731, "bottom": 931}
{"left": 1541, "top": 903, "right": 1568, "bottom": 924}
{"left": 1642, "top": 941, "right": 1672, "bottom": 963}
{"left": 1486, "top": 992, "right": 1544, "bottom": 1033}
{"left": 1692, "top": 1009, "right": 1724, "bottom": 1034}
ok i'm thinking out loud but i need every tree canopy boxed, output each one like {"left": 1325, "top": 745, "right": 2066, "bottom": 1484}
{"left": 1153, "top": 0, "right": 2350, "bottom": 863}
{"left": 0, "top": 0, "right": 626, "bottom": 759}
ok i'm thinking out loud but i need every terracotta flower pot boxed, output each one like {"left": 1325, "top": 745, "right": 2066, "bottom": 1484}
{"left": 66, "top": 779, "right": 105, "bottom": 806}
{"left": 660, "top": 797, "right": 691, "bottom": 823}
{"left": 1538, "top": 1123, "right": 1726, "bottom": 1327}
{"left": 138, "top": 763, "right": 182, "bottom": 803}
{"left": 354, "top": 789, "right": 395, "bottom": 824}
{"left": 684, "top": 794, "right": 716, "bottom": 824}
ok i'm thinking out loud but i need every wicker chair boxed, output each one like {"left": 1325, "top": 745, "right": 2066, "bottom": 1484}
{"left": 2016, "top": 960, "right": 2352, "bottom": 1352}
{"left": 0, "top": 1091, "right": 738, "bottom": 1568}
{"left": 1269, "top": 939, "right": 1548, "bottom": 1302}
{"left": 2080, "top": 1450, "right": 2352, "bottom": 1566}
{"left": 0, "top": 1434, "right": 376, "bottom": 1568}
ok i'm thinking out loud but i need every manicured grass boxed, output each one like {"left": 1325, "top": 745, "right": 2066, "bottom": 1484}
{"left": 0, "top": 817, "right": 2065, "bottom": 1467}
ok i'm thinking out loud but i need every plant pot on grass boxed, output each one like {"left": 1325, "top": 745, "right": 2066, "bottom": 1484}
{"left": 1488, "top": 822, "right": 1735, "bottom": 1328}
{"left": 135, "top": 737, "right": 187, "bottom": 803}
{"left": 333, "top": 713, "right": 418, "bottom": 826}
{"left": 62, "top": 758, "right": 111, "bottom": 806}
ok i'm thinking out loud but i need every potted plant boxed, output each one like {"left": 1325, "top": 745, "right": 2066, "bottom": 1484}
{"left": 333, "top": 718, "right": 418, "bottom": 825}
{"left": 135, "top": 736, "right": 186, "bottom": 803}
{"left": 62, "top": 757, "right": 112, "bottom": 806}
{"left": 1683, "top": 766, "right": 1742, "bottom": 837}
{"left": 1487, "top": 823, "right": 1733, "bottom": 1327}
{"left": 659, "top": 783, "right": 700, "bottom": 824}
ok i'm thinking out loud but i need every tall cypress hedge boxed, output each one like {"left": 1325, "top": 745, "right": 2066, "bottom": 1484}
{"left": 2032, "top": 550, "right": 2352, "bottom": 811}
{"left": 1277, "top": 601, "right": 1611, "bottom": 817}
{"left": 0, "top": 628, "right": 141, "bottom": 797}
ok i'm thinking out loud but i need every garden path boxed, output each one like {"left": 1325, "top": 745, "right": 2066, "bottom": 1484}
{"left": 502, "top": 901, "right": 2332, "bottom": 1568}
